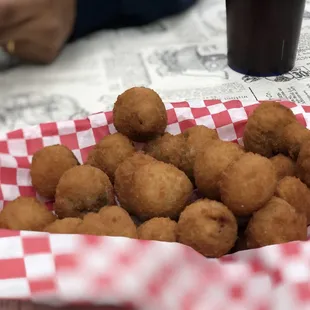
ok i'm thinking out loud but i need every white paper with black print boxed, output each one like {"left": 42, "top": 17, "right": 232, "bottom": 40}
{"left": 1, "top": 0, "right": 310, "bottom": 136}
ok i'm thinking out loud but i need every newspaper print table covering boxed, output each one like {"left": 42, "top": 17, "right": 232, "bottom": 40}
{"left": 1, "top": 0, "right": 310, "bottom": 134}
{"left": 1, "top": 99, "right": 310, "bottom": 310}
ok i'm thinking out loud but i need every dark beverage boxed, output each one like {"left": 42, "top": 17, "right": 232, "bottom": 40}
{"left": 226, "top": 0, "right": 306, "bottom": 76}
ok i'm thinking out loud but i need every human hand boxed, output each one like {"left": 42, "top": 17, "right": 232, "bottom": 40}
{"left": 0, "top": 0, "right": 76, "bottom": 64}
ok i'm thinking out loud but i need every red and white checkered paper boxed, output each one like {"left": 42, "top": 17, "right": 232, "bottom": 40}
{"left": 1, "top": 99, "right": 310, "bottom": 310}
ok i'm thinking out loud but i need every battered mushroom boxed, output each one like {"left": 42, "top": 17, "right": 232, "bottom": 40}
{"left": 30, "top": 145, "right": 79, "bottom": 199}
{"left": 78, "top": 206, "right": 137, "bottom": 238}
{"left": 194, "top": 140, "right": 244, "bottom": 200}
{"left": 245, "top": 197, "right": 307, "bottom": 249}
{"left": 114, "top": 152, "right": 156, "bottom": 214}
{"left": 137, "top": 217, "right": 177, "bottom": 242}
{"left": 54, "top": 165, "right": 115, "bottom": 219}
{"left": 143, "top": 133, "right": 187, "bottom": 171}
{"left": 177, "top": 199, "right": 238, "bottom": 258}
{"left": 219, "top": 153, "right": 277, "bottom": 216}
{"left": 44, "top": 218, "right": 82, "bottom": 234}
{"left": 0, "top": 197, "right": 55, "bottom": 231}
{"left": 243, "top": 101, "right": 296, "bottom": 157}
{"left": 270, "top": 154, "right": 296, "bottom": 181}
{"left": 296, "top": 140, "right": 310, "bottom": 187}
{"left": 282, "top": 122, "right": 310, "bottom": 160}
{"left": 181, "top": 125, "right": 219, "bottom": 180}
{"left": 87, "top": 133, "right": 136, "bottom": 183}
{"left": 113, "top": 87, "right": 167, "bottom": 142}
{"left": 123, "top": 161, "right": 193, "bottom": 220}
{"left": 275, "top": 176, "right": 310, "bottom": 224}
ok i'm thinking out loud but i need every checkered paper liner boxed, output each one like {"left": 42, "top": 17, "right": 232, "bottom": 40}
{"left": 1, "top": 99, "right": 310, "bottom": 310}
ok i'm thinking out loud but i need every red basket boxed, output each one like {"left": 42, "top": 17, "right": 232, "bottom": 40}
{"left": 0, "top": 99, "right": 309, "bottom": 310}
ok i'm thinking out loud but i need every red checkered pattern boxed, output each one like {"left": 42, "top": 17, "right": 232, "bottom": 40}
{"left": 0, "top": 99, "right": 310, "bottom": 310}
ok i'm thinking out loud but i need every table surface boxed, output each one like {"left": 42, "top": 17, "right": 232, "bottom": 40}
{"left": 0, "top": 0, "right": 310, "bottom": 136}
{"left": 1, "top": 0, "right": 310, "bottom": 308}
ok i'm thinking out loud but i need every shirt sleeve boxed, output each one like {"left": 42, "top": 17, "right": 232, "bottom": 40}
{"left": 70, "top": 0, "right": 122, "bottom": 41}
{"left": 70, "top": 0, "right": 197, "bottom": 40}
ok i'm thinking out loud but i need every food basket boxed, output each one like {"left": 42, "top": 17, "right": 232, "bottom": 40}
{"left": 0, "top": 99, "right": 310, "bottom": 310}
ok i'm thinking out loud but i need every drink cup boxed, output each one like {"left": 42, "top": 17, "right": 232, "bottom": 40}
{"left": 226, "top": 0, "right": 306, "bottom": 76}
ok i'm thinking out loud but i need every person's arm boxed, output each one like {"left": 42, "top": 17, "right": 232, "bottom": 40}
{"left": 71, "top": 0, "right": 197, "bottom": 40}
{"left": 0, "top": 0, "right": 197, "bottom": 64}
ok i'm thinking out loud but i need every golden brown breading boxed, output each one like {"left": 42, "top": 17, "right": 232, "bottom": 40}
{"left": 143, "top": 133, "right": 187, "bottom": 171}
{"left": 78, "top": 206, "right": 137, "bottom": 238}
{"left": 296, "top": 140, "right": 310, "bottom": 187}
{"left": 219, "top": 153, "right": 277, "bottom": 216}
{"left": 113, "top": 87, "right": 167, "bottom": 142}
{"left": 126, "top": 161, "right": 193, "bottom": 220}
{"left": 0, "top": 197, "right": 55, "bottom": 231}
{"left": 181, "top": 125, "right": 219, "bottom": 180}
{"left": 194, "top": 140, "right": 244, "bottom": 200}
{"left": 44, "top": 218, "right": 82, "bottom": 234}
{"left": 245, "top": 197, "right": 307, "bottom": 249}
{"left": 54, "top": 165, "right": 115, "bottom": 219}
{"left": 177, "top": 199, "right": 238, "bottom": 258}
{"left": 282, "top": 122, "right": 310, "bottom": 160}
{"left": 30, "top": 145, "right": 79, "bottom": 199}
{"left": 275, "top": 176, "right": 310, "bottom": 224}
{"left": 270, "top": 154, "right": 296, "bottom": 181}
{"left": 183, "top": 125, "right": 219, "bottom": 142}
{"left": 114, "top": 152, "right": 156, "bottom": 214}
{"left": 86, "top": 133, "right": 135, "bottom": 183}
{"left": 243, "top": 102, "right": 297, "bottom": 157}
{"left": 137, "top": 217, "right": 177, "bottom": 242}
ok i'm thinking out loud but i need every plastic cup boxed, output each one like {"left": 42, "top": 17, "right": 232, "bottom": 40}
{"left": 226, "top": 0, "right": 306, "bottom": 76}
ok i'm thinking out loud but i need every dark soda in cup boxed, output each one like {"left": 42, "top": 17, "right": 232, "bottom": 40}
{"left": 226, "top": 0, "right": 306, "bottom": 76}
